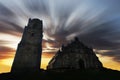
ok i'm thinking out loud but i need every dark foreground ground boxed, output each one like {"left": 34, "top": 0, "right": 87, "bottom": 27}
{"left": 0, "top": 68, "right": 120, "bottom": 80}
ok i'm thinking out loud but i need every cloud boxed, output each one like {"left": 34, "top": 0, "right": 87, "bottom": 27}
{"left": 98, "top": 49, "right": 120, "bottom": 62}
{"left": 0, "top": 20, "right": 23, "bottom": 32}
{"left": 0, "top": 0, "right": 120, "bottom": 62}
{"left": 0, "top": 3, "right": 15, "bottom": 18}
{"left": 0, "top": 46, "right": 15, "bottom": 52}
{"left": 0, "top": 46, "right": 15, "bottom": 59}
{"left": 0, "top": 3, "right": 23, "bottom": 36}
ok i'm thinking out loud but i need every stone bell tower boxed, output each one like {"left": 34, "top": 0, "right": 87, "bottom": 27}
{"left": 11, "top": 18, "right": 43, "bottom": 72}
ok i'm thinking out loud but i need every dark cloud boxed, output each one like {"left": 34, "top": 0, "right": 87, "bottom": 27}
{"left": 99, "top": 49, "right": 120, "bottom": 62}
{"left": 78, "top": 20, "right": 120, "bottom": 49}
{"left": 0, "top": 46, "right": 15, "bottom": 59}
{"left": 0, "top": 20, "right": 23, "bottom": 36}
{"left": 22, "top": 0, "right": 49, "bottom": 16}
{"left": 43, "top": 13, "right": 120, "bottom": 63}
{"left": 0, "top": 46, "right": 15, "bottom": 52}
{"left": 0, "top": 0, "right": 120, "bottom": 63}
{"left": 42, "top": 39, "right": 60, "bottom": 48}
{"left": 0, "top": 41, "right": 15, "bottom": 60}
{"left": 0, "top": 3, "right": 23, "bottom": 36}
{"left": 0, "top": 3, "right": 15, "bottom": 17}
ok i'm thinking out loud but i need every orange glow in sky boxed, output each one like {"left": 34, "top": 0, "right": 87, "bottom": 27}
{"left": 97, "top": 54, "right": 120, "bottom": 71}
{"left": 0, "top": 33, "right": 120, "bottom": 73}
{"left": 0, "top": 51, "right": 120, "bottom": 73}
{"left": 0, "top": 52, "right": 55, "bottom": 73}
{"left": 0, "top": 0, "right": 120, "bottom": 74}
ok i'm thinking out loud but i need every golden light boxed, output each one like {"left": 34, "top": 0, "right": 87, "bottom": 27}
{"left": 0, "top": 58, "right": 14, "bottom": 67}
{"left": 0, "top": 58, "right": 14, "bottom": 73}
{"left": 97, "top": 54, "right": 120, "bottom": 71}
{"left": 0, "top": 52, "right": 15, "bottom": 73}
{"left": 41, "top": 52, "right": 54, "bottom": 69}
{"left": 0, "top": 33, "right": 120, "bottom": 73}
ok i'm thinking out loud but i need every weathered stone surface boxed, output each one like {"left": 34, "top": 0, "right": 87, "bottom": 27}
{"left": 47, "top": 37, "right": 103, "bottom": 70}
{"left": 11, "top": 18, "right": 43, "bottom": 72}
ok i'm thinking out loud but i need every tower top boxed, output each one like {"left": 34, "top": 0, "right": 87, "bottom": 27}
{"left": 28, "top": 18, "right": 42, "bottom": 23}
{"left": 27, "top": 18, "right": 43, "bottom": 29}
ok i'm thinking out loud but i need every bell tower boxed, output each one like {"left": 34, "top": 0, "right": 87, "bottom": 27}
{"left": 11, "top": 18, "right": 43, "bottom": 72}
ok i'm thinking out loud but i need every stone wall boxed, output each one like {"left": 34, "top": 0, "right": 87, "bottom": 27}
{"left": 47, "top": 37, "right": 103, "bottom": 70}
{"left": 11, "top": 18, "right": 43, "bottom": 72}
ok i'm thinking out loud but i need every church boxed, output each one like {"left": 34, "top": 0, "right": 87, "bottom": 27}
{"left": 11, "top": 18, "right": 103, "bottom": 73}
{"left": 47, "top": 37, "right": 103, "bottom": 70}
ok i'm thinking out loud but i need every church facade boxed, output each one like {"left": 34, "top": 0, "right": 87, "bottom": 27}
{"left": 47, "top": 38, "right": 103, "bottom": 70}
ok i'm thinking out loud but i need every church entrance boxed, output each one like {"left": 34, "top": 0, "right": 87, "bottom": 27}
{"left": 79, "top": 59, "right": 85, "bottom": 69}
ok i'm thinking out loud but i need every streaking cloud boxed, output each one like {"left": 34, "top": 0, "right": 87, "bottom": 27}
{"left": 0, "top": 0, "right": 120, "bottom": 63}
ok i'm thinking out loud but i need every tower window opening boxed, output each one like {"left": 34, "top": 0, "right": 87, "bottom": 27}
{"left": 31, "top": 33, "right": 34, "bottom": 37}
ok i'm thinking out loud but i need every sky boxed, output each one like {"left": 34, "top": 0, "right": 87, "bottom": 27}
{"left": 0, "top": 0, "right": 120, "bottom": 73}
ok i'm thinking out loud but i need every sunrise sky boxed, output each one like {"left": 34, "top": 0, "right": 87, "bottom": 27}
{"left": 0, "top": 0, "right": 120, "bottom": 73}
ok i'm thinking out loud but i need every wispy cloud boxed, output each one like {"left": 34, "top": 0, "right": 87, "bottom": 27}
{"left": 0, "top": 0, "right": 120, "bottom": 62}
